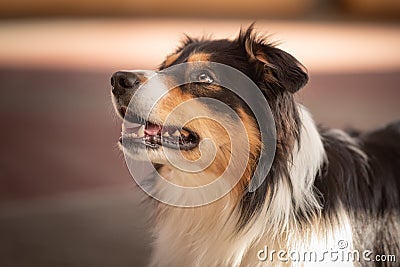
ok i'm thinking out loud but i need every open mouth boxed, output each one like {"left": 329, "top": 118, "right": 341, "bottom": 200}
{"left": 119, "top": 115, "right": 199, "bottom": 151}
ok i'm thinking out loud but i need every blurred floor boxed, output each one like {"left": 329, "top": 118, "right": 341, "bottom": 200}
{"left": 0, "top": 185, "right": 152, "bottom": 267}
{"left": 0, "top": 19, "right": 399, "bottom": 267}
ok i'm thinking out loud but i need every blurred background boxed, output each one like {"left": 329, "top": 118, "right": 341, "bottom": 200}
{"left": 0, "top": 1, "right": 399, "bottom": 266}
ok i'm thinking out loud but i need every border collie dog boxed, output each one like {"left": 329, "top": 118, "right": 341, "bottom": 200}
{"left": 111, "top": 26, "right": 399, "bottom": 266}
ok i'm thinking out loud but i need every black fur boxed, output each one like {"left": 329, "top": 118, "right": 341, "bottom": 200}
{"left": 159, "top": 25, "right": 307, "bottom": 227}
{"left": 315, "top": 122, "right": 400, "bottom": 266}
{"left": 160, "top": 26, "right": 400, "bottom": 265}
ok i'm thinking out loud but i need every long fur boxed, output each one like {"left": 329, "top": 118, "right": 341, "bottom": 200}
{"left": 111, "top": 26, "right": 400, "bottom": 267}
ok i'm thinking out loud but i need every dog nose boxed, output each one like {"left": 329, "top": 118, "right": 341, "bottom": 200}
{"left": 111, "top": 71, "right": 141, "bottom": 96}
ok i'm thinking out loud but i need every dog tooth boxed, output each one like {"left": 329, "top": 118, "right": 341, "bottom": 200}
{"left": 138, "top": 125, "right": 145, "bottom": 137}
{"left": 163, "top": 132, "right": 170, "bottom": 137}
{"left": 172, "top": 130, "right": 180, "bottom": 137}
{"left": 131, "top": 133, "right": 137, "bottom": 138}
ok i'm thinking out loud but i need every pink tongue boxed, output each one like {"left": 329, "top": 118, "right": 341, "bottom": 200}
{"left": 145, "top": 123, "right": 162, "bottom": 136}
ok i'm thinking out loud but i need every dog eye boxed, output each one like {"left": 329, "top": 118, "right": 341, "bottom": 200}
{"left": 197, "top": 72, "right": 214, "bottom": 83}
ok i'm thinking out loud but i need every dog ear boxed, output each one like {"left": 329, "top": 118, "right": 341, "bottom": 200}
{"left": 237, "top": 25, "right": 308, "bottom": 93}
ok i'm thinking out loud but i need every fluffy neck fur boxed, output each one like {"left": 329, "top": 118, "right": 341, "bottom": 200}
{"left": 149, "top": 106, "right": 352, "bottom": 267}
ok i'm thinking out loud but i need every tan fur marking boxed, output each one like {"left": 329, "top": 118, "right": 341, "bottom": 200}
{"left": 164, "top": 51, "right": 182, "bottom": 68}
{"left": 148, "top": 86, "right": 261, "bottom": 195}
{"left": 230, "top": 108, "right": 261, "bottom": 202}
{"left": 188, "top": 52, "right": 211, "bottom": 62}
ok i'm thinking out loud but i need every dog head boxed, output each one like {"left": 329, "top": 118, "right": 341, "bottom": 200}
{"left": 111, "top": 25, "right": 309, "bottom": 219}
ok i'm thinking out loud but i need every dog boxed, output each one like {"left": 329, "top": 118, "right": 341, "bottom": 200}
{"left": 111, "top": 25, "right": 400, "bottom": 266}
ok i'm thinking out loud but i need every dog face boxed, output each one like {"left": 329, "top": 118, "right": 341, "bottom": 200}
{"left": 111, "top": 26, "right": 308, "bottom": 201}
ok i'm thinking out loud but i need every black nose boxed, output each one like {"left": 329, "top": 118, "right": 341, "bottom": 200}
{"left": 111, "top": 71, "right": 141, "bottom": 96}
